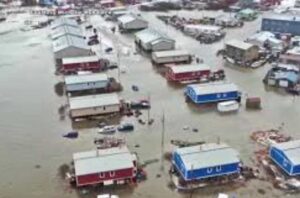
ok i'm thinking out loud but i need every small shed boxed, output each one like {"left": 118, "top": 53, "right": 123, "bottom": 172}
{"left": 69, "top": 93, "right": 120, "bottom": 118}
{"left": 185, "top": 82, "right": 240, "bottom": 104}
{"left": 166, "top": 63, "right": 211, "bottom": 82}
{"left": 51, "top": 17, "right": 79, "bottom": 30}
{"left": 135, "top": 29, "right": 175, "bottom": 52}
{"left": 151, "top": 50, "right": 192, "bottom": 65}
{"left": 61, "top": 56, "right": 103, "bottom": 74}
{"left": 73, "top": 146, "right": 137, "bottom": 187}
{"left": 51, "top": 25, "right": 83, "bottom": 40}
{"left": 117, "top": 14, "right": 148, "bottom": 31}
{"left": 53, "top": 35, "right": 92, "bottom": 60}
{"left": 64, "top": 73, "right": 109, "bottom": 93}
{"left": 270, "top": 140, "right": 300, "bottom": 176}
{"left": 172, "top": 143, "right": 240, "bottom": 181}
{"left": 225, "top": 39, "right": 259, "bottom": 63}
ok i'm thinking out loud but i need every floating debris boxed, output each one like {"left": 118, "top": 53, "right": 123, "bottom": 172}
{"left": 170, "top": 139, "right": 205, "bottom": 148}
{"left": 250, "top": 129, "right": 291, "bottom": 146}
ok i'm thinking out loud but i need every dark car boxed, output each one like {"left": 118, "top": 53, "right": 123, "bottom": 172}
{"left": 117, "top": 123, "right": 134, "bottom": 132}
{"left": 88, "top": 39, "right": 99, "bottom": 46}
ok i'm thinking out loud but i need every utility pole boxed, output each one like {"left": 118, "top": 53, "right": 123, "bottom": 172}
{"left": 147, "top": 92, "right": 151, "bottom": 125}
{"left": 160, "top": 110, "right": 165, "bottom": 171}
{"left": 117, "top": 45, "right": 121, "bottom": 83}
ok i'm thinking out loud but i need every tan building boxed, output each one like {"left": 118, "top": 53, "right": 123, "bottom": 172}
{"left": 68, "top": 93, "right": 120, "bottom": 118}
{"left": 225, "top": 39, "right": 259, "bottom": 63}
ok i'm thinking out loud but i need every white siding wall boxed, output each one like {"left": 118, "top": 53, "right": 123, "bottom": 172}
{"left": 152, "top": 40, "right": 175, "bottom": 52}
{"left": 66, "top": 81, "right": 109, "bottom": 92}
{"left": 71, "top": 104, "right": 120, "bottom": 118}
{"left": 125, "top": 20, "right": 148, "bottom": 30}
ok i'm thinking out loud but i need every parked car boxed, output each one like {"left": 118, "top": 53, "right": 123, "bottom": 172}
{"left": 118, "top": 123, "right": 134, "bottom": 132}
{"left": 98, "top": 125, "right": 116, "bottom": 134}
{"left": 88, "top": 39, "right": 99, "bottom": 45}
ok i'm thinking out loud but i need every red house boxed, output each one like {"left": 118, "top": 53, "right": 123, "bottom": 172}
{"left": 166, "top": 64, "right": 211, "bottom": 82}
{"left": 61, "top": 56, "right": 105, "bottom": 74}
{"left": 73, "top": 146, "right": 137, "bottom": 187}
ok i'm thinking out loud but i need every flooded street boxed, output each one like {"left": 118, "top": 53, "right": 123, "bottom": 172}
{"left": 0, "top": 9, "right": 300, "bottom": 198}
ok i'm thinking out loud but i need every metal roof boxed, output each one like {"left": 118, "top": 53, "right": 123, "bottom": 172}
{"left": 117, "top": 14, "right": 146, "bottom": 24}
{"left": 263, "top": 14, "right": 300, "bottom": 22}
{"left": 65, "top": 73, "right": 109, "bottom": 85}
{"left": 73, "top": 146, "right": 134, "bottom": 176}
{"left": 226, "top": 39, "right": 255, "bottom": 50}
{"left": 62, "top": 56, "right": 99, "bottom": 64}
{"left": 51, "top": 25, "right": 82, "bottom": 40}
{"left": 69, "top": 93, "right": 120, "bottom": 110}
{"left": 51, "top": 17, "right": 78, "bottom": 29}
{"left": 152, "top": 50, "right": 190, "bottom": 58}
{"left": 175, "top": 143, "right": 240, "bottom": 171}
{"left": 170, "top": 64, "right": 210, "bottom": 74}
{"left": 53, "top": 35, "right": 90, "bottom": 53}
{"left": 135, "top": 28, "right": 173, "bottom": 44}
{"left": 248, "top": 31, "right": 282, "bottom": 44}
{"left": 187, "top": 82, "right": 239, "bottom": 95}
{"left": 272, "top": 140, "right": 300, "bottom": 165}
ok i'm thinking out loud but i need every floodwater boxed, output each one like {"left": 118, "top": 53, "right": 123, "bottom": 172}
{"left": 0, "top": 8, "right": 300, "bottom": 198}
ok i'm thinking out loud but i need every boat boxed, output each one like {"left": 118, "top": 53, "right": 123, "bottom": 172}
{"left": 98, "top": 125, "right": 116, "bottom": 134}
{"left": 97, "top": 194, "right": 119, "bottom": 198}
{"left": 62, "top": 131, "right": 79, "bottom": 139}
{"left": 217, "top": 100, "right": 239, "bottom": 113}
{"left": 117, "top": 123, "right": 134, "bottom": 132}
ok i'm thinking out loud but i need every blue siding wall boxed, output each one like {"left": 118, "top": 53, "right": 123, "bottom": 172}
{"left": 186, "top": 163, "right": 240, "bottom": 180}
{"left": 261, "top": 19, "right": 300, "bottom": 36}
{"left": 66, "top": 81, "right": 108, "bottom": 92}
{"left": 173, "top": 152, "right": 187, "bottom": 178}
{"left": 292, "top": 165, "right": 300, "bottom": 176}
{"left": 196, "top": 91, "right": 238, "bottom": 104}
{"left": 185, "top": 87, "right": 198, "bottom": 103}
{"left": 270, "top": 147, "right": 293, "bottom": 175}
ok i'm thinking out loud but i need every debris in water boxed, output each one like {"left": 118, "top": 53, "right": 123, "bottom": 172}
{"left": 257, "top": 188, "right": 266, "bottom": 195}
{"left": 35, "top": 164, "right": 41, "bottom": 169}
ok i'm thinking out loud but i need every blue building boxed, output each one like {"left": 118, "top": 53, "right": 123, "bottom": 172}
{"left": 39, "top": 0, "right": 56, "bottom": 6}
{"left": 261, "top": 15, "right": 300, "bottom": 36}
{"left": 185, "top": 82, "right": 240, "bottom": 104}
{"left": 172, "top": 143, "right": 241, "bottom": 181}
{"left": 270, "top": 140, "right": 300, "bottom": 176}
{"left": 64, "top": 73, "right": 109, "bottom": 93}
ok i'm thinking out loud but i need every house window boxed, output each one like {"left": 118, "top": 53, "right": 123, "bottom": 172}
{"left": 103, "top": 106, "right": 106, "bottom": 110}
{"left": 99, "top": 172, "right": 105, "bottom": 178}
{"left": 216, "top": 166, "right": 222, "bottom": 172}
{"left": 110, "top": 171, "right": 115, "bottom": 177}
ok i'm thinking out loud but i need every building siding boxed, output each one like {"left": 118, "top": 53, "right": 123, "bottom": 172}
{"left": 269, "top": 147, "right": 293, "bottom": 175}
{"left": 76, "top": 168, "right": 134, "bottom": 186}
{"left": 63, "top": 61, "right": 102, "bottom": 74}
{"left": 186, "top": 163, "right": 240, "bottom": 180}
{"left": 151, "top": 40, "right": 175, "bottom": 52}
{"left": 261, "top": 18, "right": 300, "bottom": 36}
{"left": 66, "top": 81, "right": 109, "bottom": 92}
{"left": 70, "top": 104, "right": 120, "bottom": 118}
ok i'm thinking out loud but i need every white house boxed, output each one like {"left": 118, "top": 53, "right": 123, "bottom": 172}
{"left": 64, "top": 73, "right": 109, "bottom": 93}
{"left": 51, "top": 25, "right": 83, "bottom": 40}
{"left": 117, "top": 14, "right": 148, "bottom": 31}
{"left": 135, "top": 28, "right": 175, "bottom": 52}
{"left": 69, "top": 93, "right": 121, "bottom": 118}
{"left": 52, "top": 35, "right": 92, "bottom": 60}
